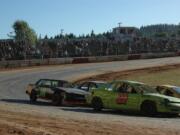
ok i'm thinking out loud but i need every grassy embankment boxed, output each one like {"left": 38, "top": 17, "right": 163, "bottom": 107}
{"left": 79, "top": 64, "right": 180, "bottom": 86}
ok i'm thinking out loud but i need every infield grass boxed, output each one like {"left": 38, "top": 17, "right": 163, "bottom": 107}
{"left": 79, "top": 64, "right": 180, "bottom": 86}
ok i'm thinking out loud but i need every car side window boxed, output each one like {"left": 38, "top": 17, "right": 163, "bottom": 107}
{"left": 44, "top": 80, "right": 51, "bottom": 86}
{"left": 38, "top": 80, "right": 51, "bottom": 87}
{"left": 61, "top": 82, "right": 69, "bottom": 87}
{"left": 79, "top": 82, "right": 89, "bottom": 91}
{"left": 164, "top": 89, "right": 174, "bottom": 97}
{"left": 156, "top": 86, "right": 162, "bottom": 93}
{"left": 157, "top": 87, "right": 166, "bottom": 94}
{"left": 116, "top": 83, "right": 128, "bottom": 93}
{"left": 127, "top": 86, "right": 137, "bottom": 94}
{"left": 51, "top": 81, "right": 59, "bottom": 87}
{"left": 37, "top": 80, "right": 45, "bottom": 86}
{"left": 116, "top": 83, "right": 137, "bottom": 94}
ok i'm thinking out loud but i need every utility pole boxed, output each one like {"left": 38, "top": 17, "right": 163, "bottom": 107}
{"left": 59, "top": 29, "right": 64, "bottom": 57}
{"left": 60, "top": 29, "right": 64, "bottom": 35}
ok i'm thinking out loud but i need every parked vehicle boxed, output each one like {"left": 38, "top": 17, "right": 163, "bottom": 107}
{"left": 87, "top": 80, "right": 180, "bottom": 116}
{"left": 156, "top": 85, "right": 180, "bottom": 98}
{"left": 26, "top": 79, "right": 89, "bottom": 105}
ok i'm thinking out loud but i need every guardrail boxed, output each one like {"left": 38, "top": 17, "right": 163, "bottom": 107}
{"left": 0, "top": 52, "right": 179, "bottom": 69}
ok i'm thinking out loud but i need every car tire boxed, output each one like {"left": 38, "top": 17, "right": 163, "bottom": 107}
{"left": 52, "top": 92, "right": 63, "bottom": 106}
{"left": 30, "top": 90, "right": 37, "bottom": 102}
{"left": 91, "top": 97, "right": 103, "bottom": 111}
{"left": 141, "top": 101, "right": 157, "bottom": 116}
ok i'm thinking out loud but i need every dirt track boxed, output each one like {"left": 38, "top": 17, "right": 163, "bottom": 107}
{"left": 0, "top": 111, "right": 174, "bottom": 135}
{"left": 1, "top": 57, "right": 180, "bottom": 134}
{"left": 0, "top": 102, "right": 179, "bottom": 135}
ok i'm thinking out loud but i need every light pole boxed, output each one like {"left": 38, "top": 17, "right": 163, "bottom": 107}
{"left": 118, "top": 22, "right": 122, "bottom": 28}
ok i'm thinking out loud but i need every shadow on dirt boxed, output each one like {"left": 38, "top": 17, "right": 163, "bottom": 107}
{"left": 1, "top": 99, "right": 179, "bottom": 119}
{"left": 61, "top": 107, "right": 180, "bottom": 119}
{"left": 1, "top": 99, "right": 53, "bottom": 106}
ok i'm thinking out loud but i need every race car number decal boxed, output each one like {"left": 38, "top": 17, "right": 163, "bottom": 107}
{"left": 116, "top": 93, "right": 128, "bottom": 104}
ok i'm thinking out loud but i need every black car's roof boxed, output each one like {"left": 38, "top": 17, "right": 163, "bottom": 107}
{"left": 88, "top": 81, "right": 107, "bottom": 84}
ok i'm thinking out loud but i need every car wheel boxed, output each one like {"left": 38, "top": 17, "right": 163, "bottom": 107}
{"left": 91, "top": 97, "right": 103, "bottom": 111}
{"left": 30, "top": 90, "right": 37, "bottom": 102}
{"left": 52, "top": 92, "right": 63, "bottom": 106}
{"left": 141, "top": 101, "right": 157, "bottom": 116}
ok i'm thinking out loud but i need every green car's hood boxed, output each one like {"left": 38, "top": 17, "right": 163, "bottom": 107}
{"left": 144, "top": 93, "right": 180, "bottom": 103}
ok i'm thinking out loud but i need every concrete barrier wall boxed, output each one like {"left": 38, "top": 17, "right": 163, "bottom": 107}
{"left": 0, "top": 52, "right": 178, "bottom": 69}
{"left": 141, "top": 52, "right": 176, "bottom": 59}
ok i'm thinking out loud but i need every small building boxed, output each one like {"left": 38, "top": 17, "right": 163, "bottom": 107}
{"left": 112, "top": 26, "right": 139, "bottom": 42}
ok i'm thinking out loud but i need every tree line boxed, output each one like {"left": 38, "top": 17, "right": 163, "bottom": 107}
{"left": 0, "top": 20, "right": 180, "bottom": 60}
{"left": 2, "top": 20, "right": 180, "bottom": 46}
{"left": 140, "top": 24, "right": 180, "bottom": 38}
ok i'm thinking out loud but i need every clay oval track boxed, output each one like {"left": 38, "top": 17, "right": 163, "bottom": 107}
{"left": 1, "top": 56, "right": 180, "bottom": 99}
{"left": 0, "top": 57, "right": 180, "bottom": 132}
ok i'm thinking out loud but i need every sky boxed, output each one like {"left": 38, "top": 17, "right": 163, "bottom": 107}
{"left": 0, "top": 0, "right": 180, "bottom": 39}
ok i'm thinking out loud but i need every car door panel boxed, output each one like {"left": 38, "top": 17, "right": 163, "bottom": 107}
{"left": 116, "top": 93, "right": 128, "bottom": 104}
{"left": 110, "top": 82, "right": 140, "bottom": 110}
{"left": 36, "top": 80, "right": 52, "bottom": 99}
{"left": 94, "top": 90, "right": 111, "bottom": 108}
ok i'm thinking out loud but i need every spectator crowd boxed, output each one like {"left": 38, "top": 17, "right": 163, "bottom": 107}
{"left": 0, "top": 34, "right": 180, "bottom": 60}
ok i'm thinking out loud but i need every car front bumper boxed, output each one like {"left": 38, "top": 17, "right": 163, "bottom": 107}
{"left": 158, "top": 102, "right": 180, "bottom": 114}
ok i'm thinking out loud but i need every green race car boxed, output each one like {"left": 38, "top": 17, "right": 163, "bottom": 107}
{"left": 156, "top": 85, "right": 180, "bottom": 98}
{"left": 87, "top": 80, "right": 180, "bottom": 115}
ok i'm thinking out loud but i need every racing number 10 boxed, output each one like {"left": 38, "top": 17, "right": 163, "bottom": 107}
{"left": 116, "top": 93, "right": 128, "bottom": 104}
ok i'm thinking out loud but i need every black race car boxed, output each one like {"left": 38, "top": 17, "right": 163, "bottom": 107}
{"left": 26, "top": 79, "right": 89, "bottom": 105}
